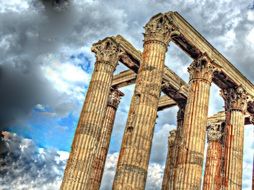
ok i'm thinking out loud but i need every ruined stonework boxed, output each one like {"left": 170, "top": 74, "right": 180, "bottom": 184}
{"left": 162, "top": 130, "right": 176, "bottom": 190}
{"left": 60, "top": 38, "right": 122, "bottom": 190}
{"left": 61, "top": 11, "right": 254, "bottom": 190}
{"left": 113, "top": 13, "right": 178, "bottom": 190}
{"left": 88, "top": 89, "right": 123, "bottom": 190}
{"left": 203, "top": 122, "right": 224, "bottom": 190}
{"left": 174, "top": 55, "right": 216, "bottom": 190}
{"left": 221, "top": 87, "right": 248, "bottom": 190}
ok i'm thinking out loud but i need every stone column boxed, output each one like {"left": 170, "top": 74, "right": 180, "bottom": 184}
{"left": 113, "top": 13, "right": 179, "bottom": 190}
{"left": 174, "top": 54, "right": 215, "bottom": 189}
{"left": 203, "top": 122, "right": 224, "bottom": 190}
{"left": 88, "top": 89, "right": 123, "bottom": 190}
{"left": 161, "top": 104, "right": 186, "bottom": 190}
{"left": 162, "top": 130, "right": 176, "bottom": 190}
{"left": 172, "top": 104, "right": 186, "bottom": 187}
{"left": 221, "top": 87, "right": 248, "bottom": 190}
{"left": 61, "top": 38, "right": 122, "bottom": 190}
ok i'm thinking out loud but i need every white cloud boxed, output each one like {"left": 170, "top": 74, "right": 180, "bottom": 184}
{"left": 0, "top": 132, "right": 68, "bottom": 190}
{"left": 0, "top": 0, "right": 31, "bottom": 13}
{"left": 42, "top": 58, "right": 89, "bottom": 101}
{"left": 100, "top": 153, "right": 119, "bottom": 190}
{"left": 150, "top": 124, "right": 176, "bottom": 165}
{"left": 246, "top": 28, "right": 254, "bottom": 47}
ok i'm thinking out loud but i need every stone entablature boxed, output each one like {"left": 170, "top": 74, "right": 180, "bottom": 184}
{"left": 111, "top": 35, "right": 254, "bottom": 113}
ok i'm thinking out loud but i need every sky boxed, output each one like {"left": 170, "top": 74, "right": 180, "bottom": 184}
{"left": 0, "top": 0, "right": 254, "bottom": 189}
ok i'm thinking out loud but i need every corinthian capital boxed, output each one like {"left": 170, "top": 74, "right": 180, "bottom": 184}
{"left": 188, "top": 54, "right": 216, "bottom": 83}
{"left": 221, "top": 86, "right": 249, "bottom": 112}
{"left": 207, "top": 122, "right": 224, "bottom": 143}
{"left": 144, "top": 12, "right": 180, "bottom": 47}
{"left": 107, "top": 89, "right": 124, "bottom": 109}
{"left": 91, "top": 38, "right": 123, "bottom": 69}
{"left": 168, "top": 129, "right": 176, "bottom": 146}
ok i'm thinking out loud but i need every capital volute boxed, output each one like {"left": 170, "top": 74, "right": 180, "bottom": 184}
{"left": 107, "top": 89, "right": 124, "bottom": 109}
{"left": 207, "top": 122, "right": 224, "bottom": 143}
{"left": 221, "top": 86, "right": 249, "bottom": 113}
{"left": 144, "top": 12, "right": 180, "bottom": 48}
{"left": 188, "top": 54, "right": 216, "bottom": 83}
{"left": 168, "top": 129, "right": 176, "bottom": 146}
{"left": 91, "top": 38, "right": 123, "bottom": 69}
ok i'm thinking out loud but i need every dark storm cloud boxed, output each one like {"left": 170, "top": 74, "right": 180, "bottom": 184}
{"left": 0, "top": 132, "right": 66, "bottom": 190}
{"left": 0, "top": 0, "right": 121, "bottom": 129}
{"left": 0, "top": 1, "right": 72, "bottom": 129}
{"left": 0, "top": 0, "right": 134, "bottom": 130}
{"left": 0, "top": 61, "right": 57, "bottom": 129}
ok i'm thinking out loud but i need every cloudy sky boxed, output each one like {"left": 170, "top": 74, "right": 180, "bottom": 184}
{"left": 0, "top": 0, "right": 254, "bottom": 189}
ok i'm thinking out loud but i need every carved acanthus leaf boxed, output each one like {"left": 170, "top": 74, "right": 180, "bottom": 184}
{"left": 188, "top": 54, "right": 216, "bottom": 83}
{"left": 207, "top": 122, "right": 224, "bottom": 142}
{"left": 221, "top": 86, "right": 249, "bottom": 112}
{"left": 107, "top": 89, "right": 124, "bottom": 109}
{"left": 91, "top": 38, "right": 123, "bottom": 69}
{"left": 144, "top": 12, "right": 179, "bottom": 47}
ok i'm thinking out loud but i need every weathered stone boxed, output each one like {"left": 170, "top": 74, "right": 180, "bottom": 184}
{"left": 112, "top": 13, "right": 175, "bottom": 190}
{"left": 174, "top": 54, "right": 216, "bottom": 189}
{"left": 162, "top": 130, "right": 176, "bottom": 190}
{"left": 88, "top": 89, "right": 123, "bottom": 190}
{"left": 60, "top": 38, "right": 122, "bottom": 190}
{"left": 60, "top": 11, "right": 254, "bottom": 190}
{"left": 203, "top": 122, "right": 224, "bottom": 190}
{"left": 221, "top": 87, "right": 248, "bottom": 190}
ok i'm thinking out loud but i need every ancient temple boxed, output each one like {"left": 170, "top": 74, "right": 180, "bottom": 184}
{"left": 60, "top": 11, "right": 254, "bottom": 190}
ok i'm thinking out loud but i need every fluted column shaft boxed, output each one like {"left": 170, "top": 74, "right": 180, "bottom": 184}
{"left": 221, "top": 87, "right": 248, "bottom": 190}
{"left": 203, "top": 123, "right": 224, "bottom": 190}
{"left": 223, "top": 111, "right": 244, "bottom": 189}
{"left": 88, "top": 89, "right": 123, "bottom": 190}
{"left": 61, "top": 38, "right": 122, "bottom": 190}
{"left": 113, "top": 13, "right": 178, "bottom": 190}
{"left": 162, "top": 130, "right": 176, "bottom": 190}
{"left": 162, "top": 106, "right": 185, "bottom": 190}
{"left": 173, "top": 104, "right": 185, "bottom": 185}
{"left": 175, "top": 55, "right": 215, "bottom": 189}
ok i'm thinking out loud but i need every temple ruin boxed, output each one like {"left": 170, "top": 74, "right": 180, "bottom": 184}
{"left": 60, "top": 11, "right": 254, "bottom": 190}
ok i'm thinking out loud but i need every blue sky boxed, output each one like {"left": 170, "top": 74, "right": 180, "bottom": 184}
{"left": 0, "top": 0, "right": 254, "bottom": 189}
{"left": 7, "top": 53, "right": 92, "bottom": 151}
